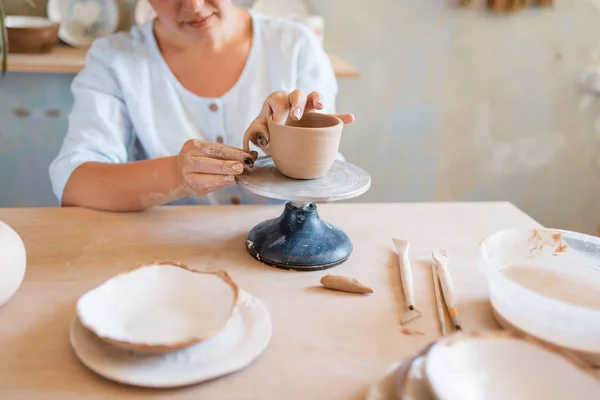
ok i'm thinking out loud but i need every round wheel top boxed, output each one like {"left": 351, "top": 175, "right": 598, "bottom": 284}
{"left": 235, "top": 157, "right": 371, "bottom": 202}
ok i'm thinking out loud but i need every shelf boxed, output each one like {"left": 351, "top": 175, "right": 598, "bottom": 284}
{"left": 6, "top": 45, "right": 360, "bottom": 78}
{"left": 327, "top": 54, "right": 360, "bottom": 78}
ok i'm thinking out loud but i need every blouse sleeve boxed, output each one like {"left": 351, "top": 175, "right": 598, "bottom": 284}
{"left": 294, "top": 26, "right": 339, "bottom": 115}
{"left": 48, "top": 39, "right": 134, "bottom": 205}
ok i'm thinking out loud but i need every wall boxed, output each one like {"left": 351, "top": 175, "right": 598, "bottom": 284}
{"left": 2, "top": 0, "right": 600, "bottom": 234}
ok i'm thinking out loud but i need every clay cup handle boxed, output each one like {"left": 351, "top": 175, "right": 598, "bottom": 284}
{"left": 242, "top": 120, "right": 270, "bottom": 153}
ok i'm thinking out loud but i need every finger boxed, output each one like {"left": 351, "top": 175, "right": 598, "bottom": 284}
{"left": 184, "top": 173, "right": 236, "bottom": 193}
{"left": 288, "top": 90, "right": 307, "bottom": 120}
{"left": 192, "top": 139, "right": 256, "bottom": 164}
{"left": 248, "top": 120, "right": 269, "bottom": 147}
{"left": 334, "top": 113, "right": 356, "bottom": 124}
{"left": 267, "top": 91, "right": 291, "bottom": 124}
{"left": 184, "top": 155, "right": 244, "bottom": 175}
{"left": 306, "top": 91, "right": 324, "bottom": 111}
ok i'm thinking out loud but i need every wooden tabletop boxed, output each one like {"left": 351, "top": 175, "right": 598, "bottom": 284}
{"left": 6, "top": 45, "right": 360, "bottom": 78}
{"left": 0, "top": 202, "right": 540, "bottom": 399}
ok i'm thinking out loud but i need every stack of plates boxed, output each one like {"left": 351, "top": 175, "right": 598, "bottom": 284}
{"left": 47, "top": 0, "right": 120, "bottom": 48}
{"left": 366, "top": 331, "right": 600, "bottom": 400}
{"left": 70, "top": 262, "right": 272, "bottom": 388}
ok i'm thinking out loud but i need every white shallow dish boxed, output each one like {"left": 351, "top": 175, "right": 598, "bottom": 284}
{"left": 478, "top": 227, "right": 600, "bottom": 365}
{"left": 70, "top": 290, "right": 272, "bottom": 388}
{"left": 47, "top": 0, "right": 120, "bottom": 48}
{"left": 425, "top": 333, "right": 600, "bottom": 400}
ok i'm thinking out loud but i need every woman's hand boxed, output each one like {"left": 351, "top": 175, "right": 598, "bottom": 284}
{"left": 176, "top": 139, "right": 257, "bottom": 195}
{"left": 244, "top": 90, "right": 355, "bottom": 150}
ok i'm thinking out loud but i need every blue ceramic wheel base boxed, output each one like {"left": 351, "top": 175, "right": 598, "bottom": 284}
{"left": 245, "top": 202, "right": 352, "bottom": 271}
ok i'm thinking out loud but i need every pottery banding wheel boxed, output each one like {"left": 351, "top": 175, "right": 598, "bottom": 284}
{"left": 236, "top": 157, "right": 371, "bottom": 271}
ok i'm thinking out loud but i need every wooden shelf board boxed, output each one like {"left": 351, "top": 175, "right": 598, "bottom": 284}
{"left": 6, "top": 45, "right": 360, "bottom": 78}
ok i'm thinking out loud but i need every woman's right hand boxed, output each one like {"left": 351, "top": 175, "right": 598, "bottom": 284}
{"left": 176, "top": 139, "right": 257, "bottom": 196}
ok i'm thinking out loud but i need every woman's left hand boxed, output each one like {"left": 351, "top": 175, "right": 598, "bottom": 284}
{"left": 243, "top": 90, "right": 355, "bottom": 151}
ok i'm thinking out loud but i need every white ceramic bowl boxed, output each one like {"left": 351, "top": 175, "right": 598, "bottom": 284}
{"left": 0, "top": 220, "right": 26, "bottom": 307}
{"left": 425, "top": 332, "right": 600, "bottom": 400}
{"left": 76, "top": 262, "right": 240, "bottom": 354}
{"left": 477, "top": 227, "right": 600, "bottom": 364}
{"left": 47, "top": 0, "right": 120, "bottom": 48}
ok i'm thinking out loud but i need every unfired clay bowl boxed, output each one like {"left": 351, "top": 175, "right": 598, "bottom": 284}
{"left": 76, "top": 261, "right": 240, "bottom": 354}
{"left": 243, "top": 112, "right": 343, "bottom": 180}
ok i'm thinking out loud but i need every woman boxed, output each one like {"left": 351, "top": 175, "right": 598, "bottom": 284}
{"left": 48, "top": 0, "right": 354, "bottom": 212}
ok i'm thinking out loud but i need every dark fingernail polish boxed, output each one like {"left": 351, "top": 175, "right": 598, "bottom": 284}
{"left": 244, "top": 157, "right": 253, "bottom": 164}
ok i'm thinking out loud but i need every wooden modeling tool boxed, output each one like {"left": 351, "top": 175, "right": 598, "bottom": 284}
{"left": 431, "top": 248, "right": 462, "bottom": 332}
{"left": 431, "top": 263, "right": 448, "bottom": 336}
{"left": 392, "top": 238, "right": 422, "bottom": 325}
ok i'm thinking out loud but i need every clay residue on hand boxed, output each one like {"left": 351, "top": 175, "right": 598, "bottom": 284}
{"left": 528, "top": 228, "right": 569, "bottom": 256}
{"left": 141, "top": 187, "right": 189, "bottom": 209}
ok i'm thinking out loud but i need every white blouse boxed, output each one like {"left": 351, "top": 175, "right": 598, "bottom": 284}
{"left": 48, "top": 9, "right": 340, "bottom": 206}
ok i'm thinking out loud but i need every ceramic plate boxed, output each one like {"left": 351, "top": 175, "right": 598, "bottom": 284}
{"left": 70, "top": 290, "right": 272, "bottom": 388}
{"left": 365, "top": 358, "right": 435, "bottom": 400}
{"left": 134, "top": 0, "right": 156, "bottom": 26}
{"left": 47, "top": 0, "right": 120, "bottom": 48}
{"left": 400, "top": 354, "right": 434, "bottom": 400}
{"left": 365, "top": 360, "right": 403, "bottom": 400}
{"left": 365, "top": 344, "right": 435, "bottom": 400}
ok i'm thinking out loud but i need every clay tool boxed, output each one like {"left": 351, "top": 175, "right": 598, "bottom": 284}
{"left": 392, "top": 238, "right": 422, "bottom": 325}
{"left": 432, "top": 248, "right": 462, "bottom": 332}
{"left": 431, "top": 263, "right": 448, "bottom": 336}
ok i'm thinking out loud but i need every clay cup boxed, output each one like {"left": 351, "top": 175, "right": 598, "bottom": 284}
{"left": 243, "top": 112, "right": 343, "bottom": 180}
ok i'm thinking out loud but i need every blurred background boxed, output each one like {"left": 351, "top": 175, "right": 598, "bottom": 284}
{"left": 2, "top": 0, "right": 600, "bottom": 234}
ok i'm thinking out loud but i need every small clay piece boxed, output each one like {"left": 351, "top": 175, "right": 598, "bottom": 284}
{"left": 537, "top": 0, "right": 552, "bottom": 6}
{"left": 401, "top": 327, "right": 425, "bottom": 336}
{"left": 320, "top": 274, "right": 373, "bottom": 294}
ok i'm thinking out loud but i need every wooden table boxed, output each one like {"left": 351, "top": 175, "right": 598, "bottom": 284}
{"left": 0, "top": 202, "right": 540, "bottom": 399}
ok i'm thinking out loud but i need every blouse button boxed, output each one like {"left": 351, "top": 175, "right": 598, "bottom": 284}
{"left": 209, "top": 103, "right": 219, "bottom": 112}
{"left": 216, "top": 136, "right": 224, "bottom": 144}
{"left": 231, "top": 196, "right": 241, "bottom": 205}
